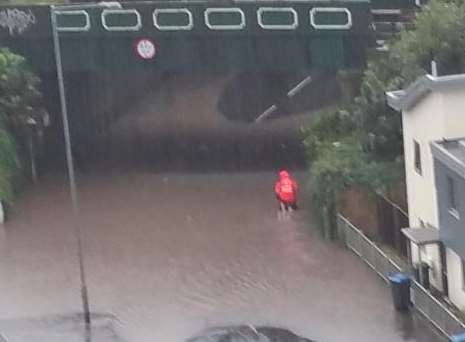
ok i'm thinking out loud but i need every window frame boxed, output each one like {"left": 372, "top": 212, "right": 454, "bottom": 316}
{"left": 447, "top": 175, "right": 460, "bottom": 219}
{"left": 56, "top": 10, "right": 91, "bottom": 32}
{"left": 309, "top": 7, "right": 352, "bottom": 30}
{"left": 256, "top": 7, "right": 299, "bottom": 30}
{"left": 204, "top": 8, "right": 246, "bottom": 31}
{"left": 153, "top": 8, "right": 194, "bottom": 31}
{"left": 101, "top": 9, "right": 142, "bottom": 32}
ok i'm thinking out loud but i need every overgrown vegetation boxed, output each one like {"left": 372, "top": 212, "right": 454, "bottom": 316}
{"left": 0, "top": 128, "right": 17, "bottom": 202}
{"left": 0, "top": 48, "right": 44, "bottom": 203}
{"left": 304, "top": 0, "right": 465, "bottom": 238}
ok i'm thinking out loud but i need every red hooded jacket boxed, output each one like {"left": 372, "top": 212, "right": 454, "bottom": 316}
{"left": 274, "top": 170, "right": 298, "bottom": 203}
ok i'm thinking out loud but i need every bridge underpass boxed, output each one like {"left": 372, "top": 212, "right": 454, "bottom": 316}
{"left": 73, "top": 68, "right": 346, "bottom": 172}
{"left": 2, "top": 0, "right": 371, "bottom": 172}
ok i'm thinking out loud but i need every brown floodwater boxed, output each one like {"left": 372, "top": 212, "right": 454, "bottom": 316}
{"left": 0, "top": 171, "right": 444, "bottom": 342}
{"left": 0, "top": 72, "right": 444, "bottom": 342}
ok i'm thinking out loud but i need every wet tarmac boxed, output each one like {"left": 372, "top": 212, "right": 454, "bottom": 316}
{"left": 0, "top": 172, "right": 444, "bottom": 342}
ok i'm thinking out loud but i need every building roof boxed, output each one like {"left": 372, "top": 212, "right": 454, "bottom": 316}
{"left": 402, "top": 227, "right": 440, "bottom": 246}
{"left": 386, "top": 74, "right": 465, "bottom": 111}
{"left": 431, "top": 138, "right": 465, "bottom": 179}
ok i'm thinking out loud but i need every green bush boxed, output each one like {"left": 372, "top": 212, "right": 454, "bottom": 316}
{"left": 354, "top": 0, "right": 465, "bottom": 162}
{"left": 0, "top": 48, "right": 41, "bottom": 126}
{"left": 0, "top": 127, "right": 18, "bottom": 202}
{"left": 307, "top": 131, "right": 401, "bottom": 239}
{"left": 0, "top": 48, "right": 43, "bottom": 203}
{"left": 302, "top": 109, "right": 355, "bottom": 163}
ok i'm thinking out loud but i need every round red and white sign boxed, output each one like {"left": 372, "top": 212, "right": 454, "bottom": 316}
{"left": 134, "top": 38, "right": 156, "bottom": 60}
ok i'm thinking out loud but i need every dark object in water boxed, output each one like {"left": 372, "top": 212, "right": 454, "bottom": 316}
{"left": 187, "top": 325, "right": 316, "bottom": 342}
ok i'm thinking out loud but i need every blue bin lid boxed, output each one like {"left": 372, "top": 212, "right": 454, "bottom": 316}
{"left": 452, "top": 332, "right": 465, "bottom": 342}
{"left": 388, "top": 273, "right": 410, "bottom": 283}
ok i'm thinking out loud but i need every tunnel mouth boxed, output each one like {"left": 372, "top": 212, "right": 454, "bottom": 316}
{"left": 39, "top": 67, "right": 353, "bottom": 175}
{"left": 47, "top": 70, "right": 318, "bottom": 174}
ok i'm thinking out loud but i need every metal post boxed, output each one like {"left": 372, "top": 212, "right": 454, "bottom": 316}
{"left": 431, "top": 60, "right": 438, "bottom": 77}
{"left": 418, "top": 245, "right": 423, "bottom": 285}
{"left": 51, "top": 5, "right": 91, "bottom": 338}
{"left": 439, "top": 242, "right": 449, "bottom": 297}
{"left": 406, "top": 240, "right": 412, "bottom": 273}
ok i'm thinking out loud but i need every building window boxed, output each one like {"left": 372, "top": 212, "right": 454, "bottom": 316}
{"left": 414, "top": 140, "right": 422, "bottom": 175}
{"left": 447, "top": 176, "right": 460, "bottom": 219}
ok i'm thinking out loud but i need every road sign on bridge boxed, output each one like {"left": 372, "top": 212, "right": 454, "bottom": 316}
{"left": 134, "top": 37, "right": 156, "bottom": 59}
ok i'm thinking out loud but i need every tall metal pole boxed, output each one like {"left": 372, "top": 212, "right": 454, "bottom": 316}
{"left": 50, "top": 5, "right": 91, "bottom": 338}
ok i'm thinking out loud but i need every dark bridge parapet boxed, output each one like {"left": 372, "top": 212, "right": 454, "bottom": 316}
{"left": 1, "top": 0, "right": 372, "bottom": 72}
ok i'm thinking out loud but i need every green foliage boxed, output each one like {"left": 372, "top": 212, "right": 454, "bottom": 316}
{"left": 0, "top": 127, "right": 18, "bottom": 202}
{"left": 0, "top": 48, "right": 43, "bottom": 202}
{"left": 305, "top": 0, "right": 465, "bottom": 238}
{"left": 306, "top": 129, "right": 402, "bottom": 238}
{"left": 354, "top": 0, "right": 465, "bottom": 162}
{"left": 302, "top": 109, "right": 355, "bottom": 163}
{"left": 0, "top": 48, "right": 42, "bottom": 127}
{"left": 392, "top": 0, "right": 465, "bottom": 75}
{"left": 310, "top": 138, "right": 388, "bottom": 199}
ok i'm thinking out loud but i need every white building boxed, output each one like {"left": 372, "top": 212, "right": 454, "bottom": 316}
{"left": 387, "top": 74, "right": 465, "bottom": 308}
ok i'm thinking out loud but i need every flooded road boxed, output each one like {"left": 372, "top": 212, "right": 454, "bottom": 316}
{"left": 0, "top": 70, "right": 444, "bottom": 341}
{"left": 0, "top": 171, "right": 443, "bottom": 342}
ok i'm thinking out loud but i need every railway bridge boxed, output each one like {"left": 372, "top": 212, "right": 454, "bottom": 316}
{"left": 0, "top": 0, "right": 418, "bottom": 170}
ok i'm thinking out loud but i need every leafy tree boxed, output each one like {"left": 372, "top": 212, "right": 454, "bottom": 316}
{"left": 0, "top": 48, "right": 44, "bottom": 203}
{"left": 304, "top": 0, "right": 465, "bottom": 238}
{"left": 302, "top": 109, "right": 355, "bottom": 163}
{"left": 0, "top": 48, "right": 42, "bottom": 129}
{"left": 0, "top": 127, "right": 18, "bottom": 202}
{"left": 355, "top": 0, "right": 465, "bottom": 162}
{"left": 304, "top": 112, "right": 402, "bottom": 238}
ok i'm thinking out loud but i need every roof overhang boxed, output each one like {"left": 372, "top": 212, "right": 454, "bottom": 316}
{"left": 386, "top": 74, "right": 465, "bottom": 112}
{"left": 402, "top": 227, "right": 440, "bottom": 246}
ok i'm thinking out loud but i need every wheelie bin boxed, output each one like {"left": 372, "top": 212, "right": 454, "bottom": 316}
{"left": 388, "top": 273, "right": 411, "bottom": 311}
{"left": 452, "top": 332, "right": 465, "bottom": 342}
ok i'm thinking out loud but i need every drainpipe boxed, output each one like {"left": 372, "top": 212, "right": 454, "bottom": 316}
{"left": 431, "top": 60, "right": 438, "bottom": 77}
{"left": 418, "top": 246, "right": 424, "bottom": 285}
{"left": 439, "top": 242, "right": 449, "bottom": 297}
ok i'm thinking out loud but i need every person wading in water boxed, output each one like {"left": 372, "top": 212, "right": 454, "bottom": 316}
{"left": 274, "top": 170, "right": 298, "bottom": 217}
